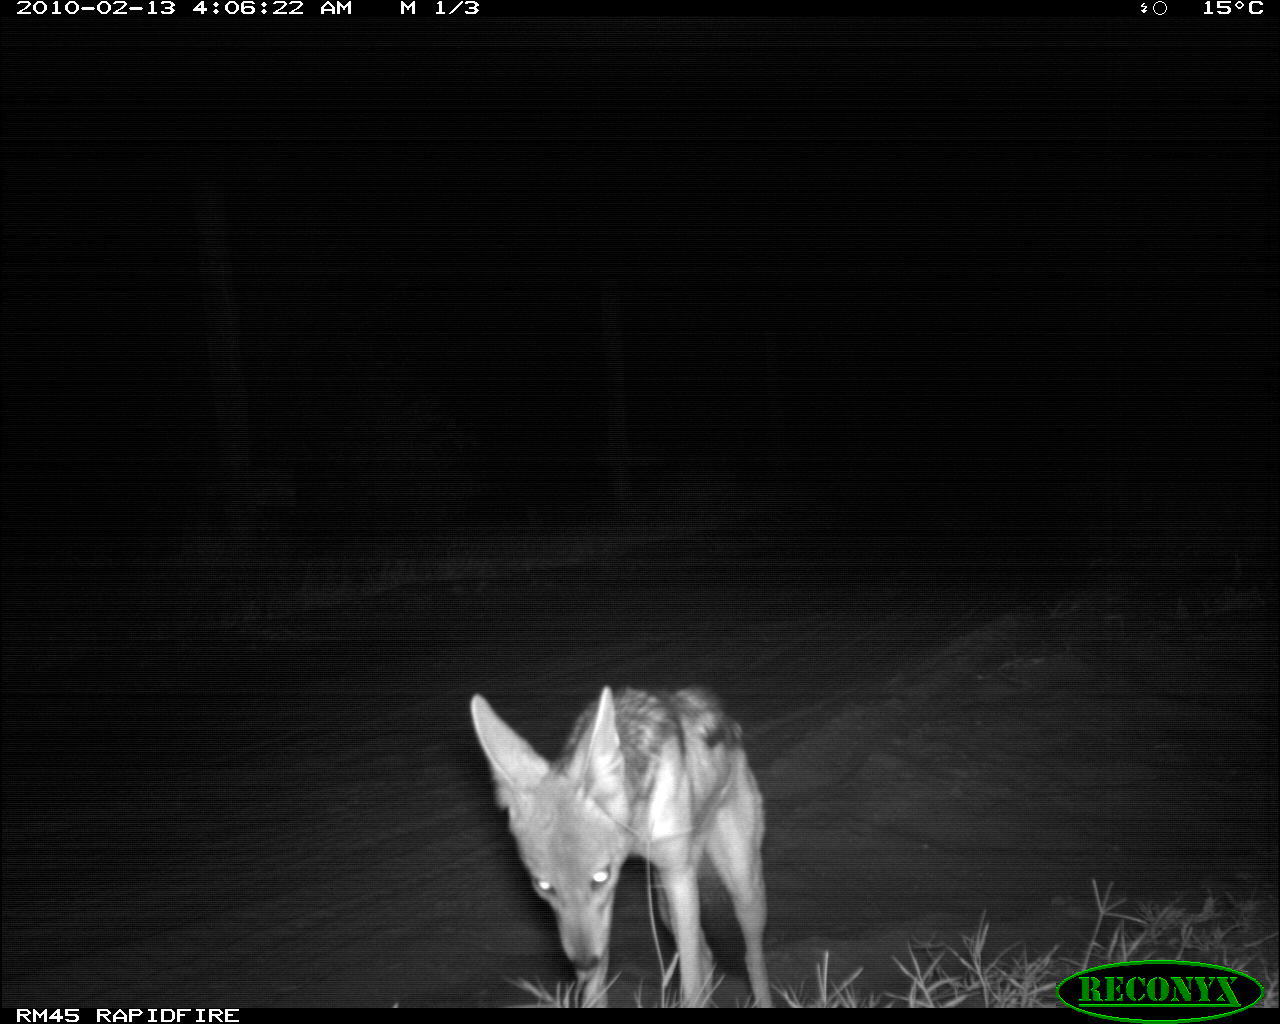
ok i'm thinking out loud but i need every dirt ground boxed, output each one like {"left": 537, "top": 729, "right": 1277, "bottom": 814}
{"left": 3, "top": 517, "right": 1276, "bottom": 1007}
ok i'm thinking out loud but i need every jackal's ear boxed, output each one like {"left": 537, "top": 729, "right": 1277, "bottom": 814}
{"left": 471, "top": 694, "right": 550, "bottom": 803}
{"left": 578, "top": 686, "right": 628, "bottom": 819}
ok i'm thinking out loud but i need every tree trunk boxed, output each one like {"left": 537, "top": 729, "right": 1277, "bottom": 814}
{"left": 193, "top": 178, "right": 255, "bottom": 533}
{"left": 601, "top": 278, "right": 631, "bottom": 508}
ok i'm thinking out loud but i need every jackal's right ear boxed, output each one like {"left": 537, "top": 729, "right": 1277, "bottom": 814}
{"left": 470, "top": 694, "right": 551, "bottom": 803}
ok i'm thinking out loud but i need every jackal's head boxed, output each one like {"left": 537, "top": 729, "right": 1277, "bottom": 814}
{"left": 471, "top": 688, "right": 633, "bottom": 1000}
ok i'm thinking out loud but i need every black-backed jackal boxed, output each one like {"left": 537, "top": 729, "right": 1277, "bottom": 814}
{"left": 470, "top": 686, "right": 771, "bottom": 1007}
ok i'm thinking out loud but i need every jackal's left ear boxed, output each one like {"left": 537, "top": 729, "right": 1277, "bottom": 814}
{"left": 471, "top": 694, "right": 551, "bottom": 804}
{"left": 579, "top": 686, "right": 628, "bottom": 817}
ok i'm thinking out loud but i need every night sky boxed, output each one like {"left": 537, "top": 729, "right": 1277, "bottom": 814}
{"left": 2, "top": 18, "right": 1275, "bottom": 515}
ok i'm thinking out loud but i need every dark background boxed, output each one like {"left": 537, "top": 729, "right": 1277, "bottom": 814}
{"left": 3, "top": 18, "right": 1275, "bottom": 532}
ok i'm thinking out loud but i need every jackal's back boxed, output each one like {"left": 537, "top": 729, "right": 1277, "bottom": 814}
{"left": 559, "top": 686, "right": 744, "bottom": 806}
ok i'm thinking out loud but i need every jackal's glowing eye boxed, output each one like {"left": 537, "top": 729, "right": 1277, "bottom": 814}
{"left": 534, "top": 878, "right": 554, "bottom": 894}
{"left": 590, "top": 868, "right": 610, "bottom": 888}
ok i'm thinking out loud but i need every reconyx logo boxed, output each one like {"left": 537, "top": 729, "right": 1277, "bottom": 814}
{"left": 1058, "top": 960, "right": 1264, "bottom": 1022}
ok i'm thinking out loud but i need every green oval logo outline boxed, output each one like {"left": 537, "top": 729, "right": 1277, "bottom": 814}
{"left": 1057, "top": 959, "right": 1264, "bottom": 1023}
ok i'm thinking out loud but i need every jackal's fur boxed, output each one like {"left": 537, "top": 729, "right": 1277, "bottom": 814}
{"left": 470, "top": 686, "right": 771, "bottom": 1007}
